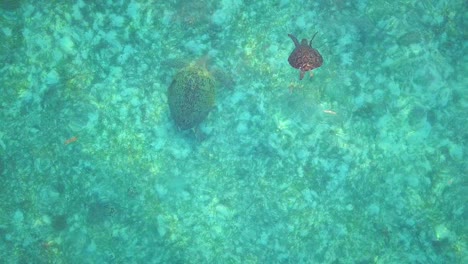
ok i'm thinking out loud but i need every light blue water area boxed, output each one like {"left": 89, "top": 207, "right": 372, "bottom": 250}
{"left": 0, "top": 0, "right": 466, "bottom": 263}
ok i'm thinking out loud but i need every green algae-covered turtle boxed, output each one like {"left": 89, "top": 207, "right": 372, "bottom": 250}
{"left": 168, "top": 63, "right": 216, "bottom": 130}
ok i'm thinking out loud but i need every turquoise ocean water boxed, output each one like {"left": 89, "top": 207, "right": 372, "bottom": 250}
{"left": 0, "top": 0, "right": 466, "bottom": 263}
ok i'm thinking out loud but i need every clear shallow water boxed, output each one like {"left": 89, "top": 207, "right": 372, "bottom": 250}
{"left": 0, "top": 0, "right": 466, "bottom": 263}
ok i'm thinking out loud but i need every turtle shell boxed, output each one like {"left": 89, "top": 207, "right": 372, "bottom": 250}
{"left": 168, "top": 65, "right": 216, "bottom": 130}
{"left": 288, "top": 44, "right": 323, "bottom": 72}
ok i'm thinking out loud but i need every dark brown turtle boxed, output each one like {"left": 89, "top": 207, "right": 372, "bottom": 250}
{"left": 288, "top": 33, "right": 323, "bottom": 80}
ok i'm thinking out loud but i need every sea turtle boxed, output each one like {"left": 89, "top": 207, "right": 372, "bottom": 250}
{"left": 167, "top": 63, "right": 216, "bottom": 130}
{"left": 288, "top": 33, "right": 323, "bottom": 80}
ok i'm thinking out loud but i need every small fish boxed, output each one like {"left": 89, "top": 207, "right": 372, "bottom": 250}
{"left": 64, "top": 136, "right": 78, "bottom": 145}
{"left": 323, "top": 110, "right": 337, "bottom": 115}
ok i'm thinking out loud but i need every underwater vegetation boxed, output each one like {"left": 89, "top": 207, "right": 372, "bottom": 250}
{"left": 51, "top": 214, "right": 68, "bottom": 232}
{"left": 87, "top": 199, "right": 118, "bottom": 225}
{"left": 0, "top": 0, "right": 22, "bottom": 11}
{"left": 167, "top": 63, "right": 216, "bottom": 130}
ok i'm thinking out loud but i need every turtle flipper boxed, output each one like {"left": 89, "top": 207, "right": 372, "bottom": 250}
{"left": 309, "top": 32, "right": 319, "bottom": 47}
{"left": 299, "top": 70, "right": 305, "bottom": 80}
{"left": 288, "top": 34, "right": 300, "bottom": 47}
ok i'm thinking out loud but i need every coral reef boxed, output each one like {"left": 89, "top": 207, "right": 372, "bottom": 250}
{"left": 0, "top": 0, "right": 465, "bottom": 263}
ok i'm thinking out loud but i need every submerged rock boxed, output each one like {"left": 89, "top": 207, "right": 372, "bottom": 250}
{"left": 168, "top": 63, "right": 216, "bottom": 130}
